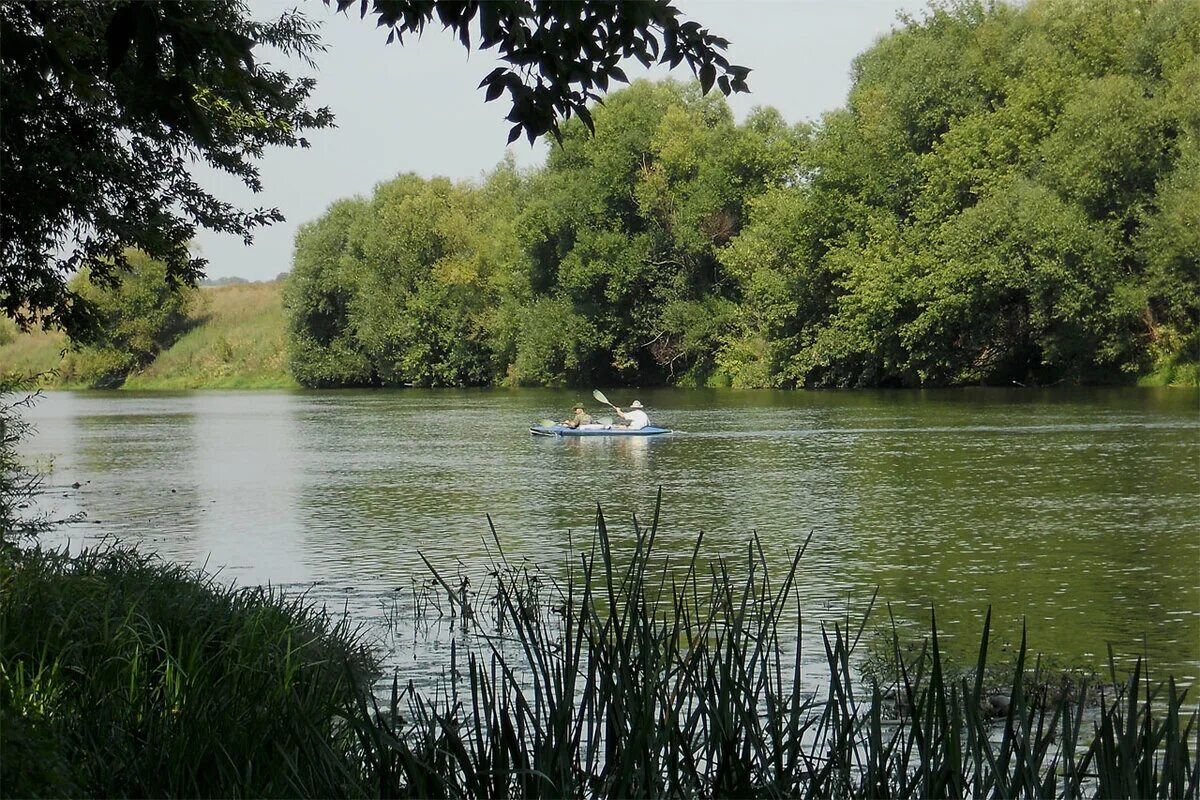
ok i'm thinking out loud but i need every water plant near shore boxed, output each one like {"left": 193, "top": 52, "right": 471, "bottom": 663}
{"left": 2, "top": 498, "right": 1196, "bottom": 797}
{"left": 354, "top": 495, "right": 1199, "bottom": 798}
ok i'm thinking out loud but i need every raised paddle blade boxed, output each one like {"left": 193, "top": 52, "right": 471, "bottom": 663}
{"left": 538, "top": 419, "right": 556, "bottom": 427}
{"left": 592, "top": 388, "right": 612, "bottom": 407}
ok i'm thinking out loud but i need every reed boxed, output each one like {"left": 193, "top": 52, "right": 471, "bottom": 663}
{"left": 357, "top": 493, "right": 1199, "bottom": 799}
{"left": 2, "top": 496, "right": 1195, "bottom": 797}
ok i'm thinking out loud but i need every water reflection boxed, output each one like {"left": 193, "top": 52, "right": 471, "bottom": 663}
{"left": 17, "top": 387, "right": 1200, "bottom": 686}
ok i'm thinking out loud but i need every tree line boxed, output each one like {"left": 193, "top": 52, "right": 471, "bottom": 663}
{"left": 53, "top": 0, "right": 1193, "bottom": 390}
{"left": 286, "top": 0, "right": 1197, "bottom": 389}
{"left": 2, "top": 0, "right": 745, "bottom": 342}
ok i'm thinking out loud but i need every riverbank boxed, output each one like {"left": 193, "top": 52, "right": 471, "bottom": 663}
{"left": 0, "top": 282, "right": 297, "bottom": 389}
{"left": 2, "top": 278, "right": 1195, "bottom": 389}
{"left": 4, "top": 380, "right": 1197, "bottom": 796}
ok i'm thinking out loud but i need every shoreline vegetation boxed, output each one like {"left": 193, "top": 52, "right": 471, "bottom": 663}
{"left": 3, "top": 0, "right": 1198, "bottom": 392}
{"left": 2, "top": 277, "right": 1196, "bottom": 391}
{"left": 2, "top": 0, "right": 1196, "bottom": 793}
{"left": 2, "top": 499, "right": 1197, "bottom": 798}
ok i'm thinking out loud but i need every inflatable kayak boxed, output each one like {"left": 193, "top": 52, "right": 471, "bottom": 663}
{"left": 530, "top": 423, "right": 672, "bottom": 437}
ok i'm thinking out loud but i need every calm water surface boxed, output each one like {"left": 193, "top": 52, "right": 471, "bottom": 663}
{"left": 18, "top": 387, "right": 1200, "bottom": 685}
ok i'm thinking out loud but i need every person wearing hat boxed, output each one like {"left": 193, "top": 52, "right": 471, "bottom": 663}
{"left": 615, "top": 400, "right": 650, "bottom": 430}
{"left": 562, "top": 404, "right": 593, "bottom": 429}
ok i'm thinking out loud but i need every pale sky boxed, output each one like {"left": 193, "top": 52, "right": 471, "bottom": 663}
{"left": 198, "top": 0, "right": 928, "bottom": 281}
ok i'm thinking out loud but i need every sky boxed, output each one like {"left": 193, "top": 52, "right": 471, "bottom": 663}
{"left": 198, "top": 0, "right": 929, "bottom": 281}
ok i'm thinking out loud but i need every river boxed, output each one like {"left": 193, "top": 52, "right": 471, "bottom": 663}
{"left": 16, "top": 386, "right": 1200, "bottom": 687}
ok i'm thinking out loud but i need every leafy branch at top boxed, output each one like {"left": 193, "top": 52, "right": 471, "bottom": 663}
{"left": 329, "top": 0, "right": 751, "bottom": 144}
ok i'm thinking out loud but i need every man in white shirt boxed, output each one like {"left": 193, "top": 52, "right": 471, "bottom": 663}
{"left": 615, "top": 399, "right": 650, "bottom": 430}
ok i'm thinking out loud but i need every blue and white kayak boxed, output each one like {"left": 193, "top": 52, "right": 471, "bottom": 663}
{"left": 530, "top": 423, "right": 672, "bottom": 437}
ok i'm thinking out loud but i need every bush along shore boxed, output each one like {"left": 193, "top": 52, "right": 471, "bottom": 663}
{"left": 2, "top": 496, "right": 1197, "bottom": 798}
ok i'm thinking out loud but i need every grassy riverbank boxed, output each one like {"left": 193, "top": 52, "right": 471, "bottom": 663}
{"left": 124, "top": 281, "right": 295, "bottom": 389}
{"left": 0, "top": 282, "right": 296, "bottom": 389}
{"left": 0, "top": 544, "right": 373, "bottom": 797}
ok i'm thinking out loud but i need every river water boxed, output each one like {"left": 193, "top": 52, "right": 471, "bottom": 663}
{"left": 16, "top": 387, "right": 1200, "bottom": 686}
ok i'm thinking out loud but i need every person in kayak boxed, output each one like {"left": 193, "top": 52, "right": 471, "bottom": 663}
{"left": 615, "top": 400, "right": 650, "bottom": 430}
{"left": 562, "top": 404, "right": 593, "bottom": 429}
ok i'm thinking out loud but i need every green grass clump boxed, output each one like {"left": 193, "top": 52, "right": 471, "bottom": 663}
{"left": 0, "top": 544, "right": 375, "bottom": 798}
{"left": 124, "top": 281, "right": 297, "bottom": 389}
{"left": 1138, "top": 360, "right": 1200, "bottom": 387}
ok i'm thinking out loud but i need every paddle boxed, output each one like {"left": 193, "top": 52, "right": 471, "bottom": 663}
{"left": 592, "top": 388, "right": 618, "bottom": 412}
{"left": 537, "top": 419, "right": 556, "bottom": 427}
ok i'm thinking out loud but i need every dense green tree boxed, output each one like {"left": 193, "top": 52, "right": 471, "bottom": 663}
{"left": 722, "top": 0, "right": 1198, "bottom": 388}
{"left": 512, "top": 297, "right": 599, "bottom": 387}
{"left": 283, "top": 199, "right": 375, "bottom": 388}
{"left": 911, "top": 180, "right": 1121, "bottom": 385}
{"left": 512, "top": 81, "right": 803, "bottom": 386}
{"left": 1134, "top": 142, "right": 1200, "bottom": 365}
{"left": 286, "top": 80, "right": 800, "bottom": 388}
{"left": 285, "top": 164, "right": 530, "bottom": 388}
{"left": 288, "top": 0, "right": 1197, "bottom": 389}
{"left": 1, "top": 0, "right": 331, "bottom": 338}
{"left": 59, "top": 251, "right": 197, "bottom": 388}
{"left": 348, "top": 176, "right": 501, "bottom": 387}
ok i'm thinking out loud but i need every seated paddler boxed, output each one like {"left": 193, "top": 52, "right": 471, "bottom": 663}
{"left": 562, "top": 404, "right": 593, "bottom": 429}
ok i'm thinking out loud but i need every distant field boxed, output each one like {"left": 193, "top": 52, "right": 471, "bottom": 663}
{"left": 126, "top": 281, "right": 296, "bottom": 389}
{"left": 0, "top": 282, "right": 297, "bottom": 389}
{"left": 0, "top": 320, "right": 67, "bottom": 385}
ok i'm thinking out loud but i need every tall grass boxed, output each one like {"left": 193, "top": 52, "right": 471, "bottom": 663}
{"left": 0, "top": 544, "right": 374, "bottom": 797}
{"left": 2, "top": 497, "right": 1196, "bottom": 797}
{"left": 0, "top": 282, "right": 296, "bottom": 390}
{"left": 356, "top": 493, "right": 1199, "bottom": 798}
{"left": 0, "top": 319, "right": 66, "bottom": 385}
{"left": 123, "top": 281, "right": 296, "bottom": 389}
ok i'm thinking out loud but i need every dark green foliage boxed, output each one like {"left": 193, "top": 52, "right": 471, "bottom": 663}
{"left": 287, "top": 80, "right": 805, "bottom": 387}
{"left": 285, "top": 169, "right": 526, "bottom": 387}
{"left": 283, "top": 199, "right": 376, "bottom": 388}
{"left": 721, "top": 0, "right": 1200, "bottom": 387}
{"left": 513, "top": 296, "right": 600, "bottom": 386}
{"left": 514, "top": 81, "right": 803, "bottom": 385}
{"left": 2, "top": 0, "right": 744, "bottom": 345}
{"left": 349, "top": 176, "right": 501, "bottom": 387}
{"left": 0, "top": 0, "right": 331, "bottom": 339}
{"left": 288, "top": 0, "right": 1197, "bottom": 389}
